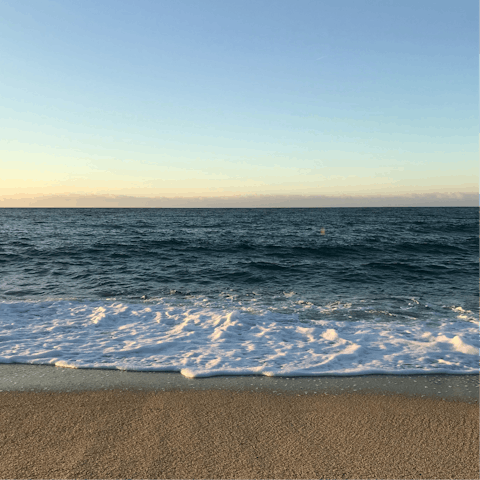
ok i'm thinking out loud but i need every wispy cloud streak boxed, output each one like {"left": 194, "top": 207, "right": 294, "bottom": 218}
{"left": 0, "top": 193, "right": 477, "bottom": 208}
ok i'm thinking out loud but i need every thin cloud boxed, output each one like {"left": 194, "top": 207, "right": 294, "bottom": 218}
{"left": 0, "top": 193, "right": 477, "bottom": 208}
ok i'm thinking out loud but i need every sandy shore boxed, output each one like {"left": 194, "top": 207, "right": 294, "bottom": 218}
{"left": 0, "top": 368, "right": 478, "bottom": 479}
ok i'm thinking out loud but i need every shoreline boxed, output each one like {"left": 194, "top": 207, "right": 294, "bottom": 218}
{"left": 0, "top": 363, "right": 478, "bottom": 402}
{"left": 1, "top": 365, "right": 478, "bottom": 479}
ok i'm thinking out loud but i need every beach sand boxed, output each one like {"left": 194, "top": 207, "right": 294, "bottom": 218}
{"left": 0, "top": 367, "right": 478, "bottom": 479}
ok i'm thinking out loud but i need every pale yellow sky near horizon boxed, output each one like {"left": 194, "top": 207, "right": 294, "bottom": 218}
{"left": 1, "top": 148, "right": 477, "bottom": 200}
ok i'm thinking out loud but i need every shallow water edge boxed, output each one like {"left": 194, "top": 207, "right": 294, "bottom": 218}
{"left": 1, "top": 364, "right": 478, "bottom": 403}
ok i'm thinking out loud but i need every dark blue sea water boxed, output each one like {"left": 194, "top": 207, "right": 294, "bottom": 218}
{"left": 1, "top": 207, "right": 478, "bottom": 305}
{"left": 0, "top": 207, "right": 478, "bottom": 376}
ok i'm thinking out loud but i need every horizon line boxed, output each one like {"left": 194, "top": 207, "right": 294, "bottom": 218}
{"left": 0, "top": 192, "right": 477, "bottom": 208}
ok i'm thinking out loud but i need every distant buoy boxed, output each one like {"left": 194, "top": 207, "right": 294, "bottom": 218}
{"left": 320, "top": 228, "right": 325, "bottom": 235}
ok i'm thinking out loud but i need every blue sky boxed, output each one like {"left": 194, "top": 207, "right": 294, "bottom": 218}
{"left": 0, "top": 0, "right": 477, "bottom": 206}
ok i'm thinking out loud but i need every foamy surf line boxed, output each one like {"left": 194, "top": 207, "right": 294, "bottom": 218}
{"left": 0, "top": 299, "right": 478, "bottom": 377}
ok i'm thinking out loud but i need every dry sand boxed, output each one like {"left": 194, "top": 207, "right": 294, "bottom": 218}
{"left": 0, "top": 387, "right": 478, "bottom": 479}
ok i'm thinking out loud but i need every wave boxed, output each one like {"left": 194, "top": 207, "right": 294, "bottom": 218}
{"left": 0, "top": 296, "right": 478, "bottom": 377}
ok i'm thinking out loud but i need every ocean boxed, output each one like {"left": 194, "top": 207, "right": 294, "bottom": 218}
{"left": 0, "top": 207, "right": 478, "bottom": 377}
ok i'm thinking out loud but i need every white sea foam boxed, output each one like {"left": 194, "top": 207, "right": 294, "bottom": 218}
{"left": 0, "top": 297, "right": 478, "bottom": 377}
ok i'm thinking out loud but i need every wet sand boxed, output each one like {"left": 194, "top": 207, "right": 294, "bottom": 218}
{"left": 0, "top": 366, "right": 478, "bottom": 479}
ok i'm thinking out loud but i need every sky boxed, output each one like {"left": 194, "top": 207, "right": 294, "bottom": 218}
{"left": 0, "top": 0, "right": 478, "bottom": 207}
